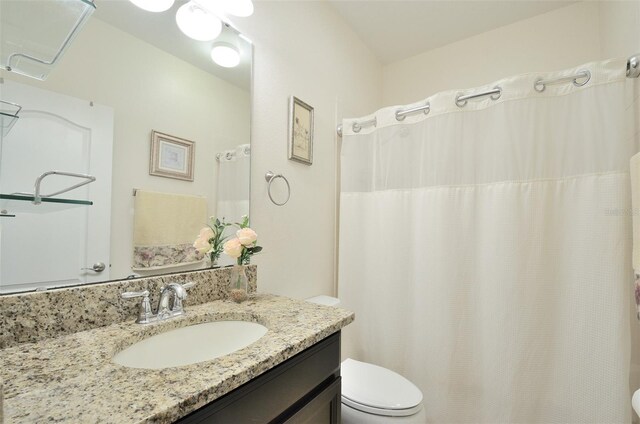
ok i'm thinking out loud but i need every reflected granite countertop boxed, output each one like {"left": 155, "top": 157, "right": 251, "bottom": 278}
{"left": 0, "top": 294, "right": 354, "bottom": 423}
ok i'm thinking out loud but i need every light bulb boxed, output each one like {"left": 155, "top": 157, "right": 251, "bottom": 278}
{"left": 128, "top": 0, "right": 175, "bottom": 12}
{"left": 210, "top": 43, "right": 241, "bottom": 68}
{"left": 222, "top": 0, "right": 253, "bottom": 17}
{"left": 176, "top": 1, "right": 222, "bottom": 41}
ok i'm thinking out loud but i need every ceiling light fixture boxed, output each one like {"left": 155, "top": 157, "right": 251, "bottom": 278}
{"left": 128, "top": 0, "right": 175, "bottom": 13}
{"left": 193, "top": 0, "right": 227, "bottom": 17}
{"left": 210, "top": 42, "right": 241, "bottom": 68}
{"left": 176, "top": 1, "right": 222, "bottom": 41}
{"left": 222, "top": 0, "right": 254, "bottom": 17}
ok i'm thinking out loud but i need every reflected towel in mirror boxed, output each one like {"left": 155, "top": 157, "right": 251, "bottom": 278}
{"left": 132, "top": 190, "right": 207, "bottom": 270}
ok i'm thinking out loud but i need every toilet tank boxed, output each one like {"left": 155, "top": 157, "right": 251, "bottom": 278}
{"left": 306, "top": 295, "right": 340, "bottom": 307}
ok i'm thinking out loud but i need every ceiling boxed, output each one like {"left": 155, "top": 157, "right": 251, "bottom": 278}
{"left": 327, "top": 0, "right": 576, "bottom": 64}
{"left": 92, "top": 0, "right": 576, "bottom": 85}
{"left": 93, "top": 0, "right": 252, "bottom": 90}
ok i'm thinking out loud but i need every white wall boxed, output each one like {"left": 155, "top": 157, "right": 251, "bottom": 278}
{"left": 599, "top": 0, "right": 640, "bottom": 58}
{"left": 382, "top": 2, "right": 603, "bottom": 106}
{"left": 235, "top": 1, "right": 382, "bottom": 298}
{"left": 0, "top": 18, "right": 251, "bottom": 279}
{"left": 598, "top": 1, "right": 640, "bottom": 419}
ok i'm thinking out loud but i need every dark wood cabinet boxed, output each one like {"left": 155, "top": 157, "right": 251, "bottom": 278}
{"left": 282, "top": 377, "right": 341, "bottom": 424}
{"left": 176, "top": 331, "right": 342, "bottom": 424}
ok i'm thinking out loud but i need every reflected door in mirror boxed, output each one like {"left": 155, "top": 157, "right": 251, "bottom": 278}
{"left": 0, "top": 81, "right": 113, "bottom": 292}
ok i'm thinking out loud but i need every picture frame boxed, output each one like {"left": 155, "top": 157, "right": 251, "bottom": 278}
{"left": 288, "top": 96, "right": 314, "bottom": 165}
{"left": 149, "top": 130, "right": 195, "bottom": 181}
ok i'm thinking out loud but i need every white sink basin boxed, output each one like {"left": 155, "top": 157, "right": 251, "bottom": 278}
{"left": 113, "top": 321, "right": 268, "bottom": 369}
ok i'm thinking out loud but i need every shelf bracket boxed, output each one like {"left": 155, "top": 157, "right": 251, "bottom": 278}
{"left": 1, "top": 0, "right": 96, "bottom": 80}
{"left": 13, "top": 171, "right": 96, "bottom": 204}
{"left": 0, "top": 100, "right": 22, "bottom": 137}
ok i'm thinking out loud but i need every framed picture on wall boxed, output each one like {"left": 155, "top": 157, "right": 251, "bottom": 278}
{"left": 288, "top": 96, "right": 314, "bottom": 165}
{"left": 149, "top": 130, "right": 195, "bottom": 181}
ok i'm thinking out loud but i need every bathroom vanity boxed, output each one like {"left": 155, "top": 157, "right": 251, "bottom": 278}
{"left": 0, "top": 281, "right": 354, "bottom": 423}
{"left": 178, "top": 332, "right": 341, "bottom": 423}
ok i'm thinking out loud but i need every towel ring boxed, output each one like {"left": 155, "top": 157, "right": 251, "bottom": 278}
{"left": 265, "top": 171, "right": 290, "bottom": 206}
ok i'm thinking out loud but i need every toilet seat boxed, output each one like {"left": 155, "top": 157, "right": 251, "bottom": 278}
{"left": 341, "top": 358, "right": 423, "bottom": 417}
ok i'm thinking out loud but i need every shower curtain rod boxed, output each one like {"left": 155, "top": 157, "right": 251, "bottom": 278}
{"left": 336, "top": 54, "right": 640, "bottom": 137}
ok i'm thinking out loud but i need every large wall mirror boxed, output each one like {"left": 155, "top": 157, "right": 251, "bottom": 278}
{"left": 0, "top": 0, "right": 252, "bottom": 294}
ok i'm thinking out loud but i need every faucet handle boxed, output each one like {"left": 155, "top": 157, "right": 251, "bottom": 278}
{"left": 121, "top": 290, "right": 149, "bottom": 299}
{"left": 171, "top": 282, "right": 196, "bottom": 315}
{"left": 182, "top": 281, "right": 196, "bottom": 290}
{"left": 121, "top": 290, "right": 153, "bottom": 324}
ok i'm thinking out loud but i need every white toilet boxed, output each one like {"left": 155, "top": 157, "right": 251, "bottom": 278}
{"left": 306, "top": 296, "right": 427, "bottom": 423}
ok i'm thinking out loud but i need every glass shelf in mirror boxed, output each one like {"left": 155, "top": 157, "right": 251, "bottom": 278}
{"left": 0, "top": 100, "right": 21, "bottom": 137}
{"left": 0, "top": 0, "right": 96, "bottom": 80}
{"left": 0, "top": 193, "right": 92, "bottom": 214}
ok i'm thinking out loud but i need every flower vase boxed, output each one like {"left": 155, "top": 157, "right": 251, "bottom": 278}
{"left": 209, "top": 253, "right": 219, "bottom": 269}
{"left": 230, "top": 264, "right": 249, "bottom": 303}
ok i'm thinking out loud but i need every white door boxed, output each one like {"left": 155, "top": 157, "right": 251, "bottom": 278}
{"left": 0, "top": 80, "right": 113, "bottom": 292}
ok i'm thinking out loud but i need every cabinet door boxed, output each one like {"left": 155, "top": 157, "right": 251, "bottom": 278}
{"left": 282, "top": 378, "right": 341, "bottom": 424}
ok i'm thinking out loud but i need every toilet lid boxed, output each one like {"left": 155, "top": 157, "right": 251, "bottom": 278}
{"left": 341, "top": 358, "right": 423, "bottom": 416}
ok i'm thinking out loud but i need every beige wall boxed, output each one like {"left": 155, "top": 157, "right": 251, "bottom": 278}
{"left": 235, "top": 1, "right": 382, "bottom": 299}
{"left": 599, "top": 0, "right": 640, "bottom": 58}
{"left": 597, "top": 1, "right": 640, "bottom": 418}
{"left": 382, "top": 2, "right": 603, "bottom": 106}
{"left": 0, "top": 18, "right": 251, "bottom": 279}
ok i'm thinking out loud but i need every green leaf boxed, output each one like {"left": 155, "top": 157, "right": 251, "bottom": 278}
{"left": 235, "top": 215, "right": 250, "bottom": 229}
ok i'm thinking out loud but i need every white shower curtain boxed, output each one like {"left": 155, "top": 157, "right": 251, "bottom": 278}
{"left": 339, "top": 59, "right": 638, "bottom": 423}
{"left": 216, "top": 144, "right": 250, "bottom": 266}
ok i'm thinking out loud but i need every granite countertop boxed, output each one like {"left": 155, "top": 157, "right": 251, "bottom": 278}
{"left": 0, "top": 294, "right": 355, "bottom": 423}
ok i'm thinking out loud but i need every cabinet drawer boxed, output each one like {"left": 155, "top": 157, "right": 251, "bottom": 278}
{"left": 282, "top": 377, "right": 341, "bottom": 424}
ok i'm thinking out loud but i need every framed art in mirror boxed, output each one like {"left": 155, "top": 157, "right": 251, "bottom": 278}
{"left": 288, "top": 96, "right": 314, "bottom": 165}
{"left": 149, "top": 130, "right": 195, "bottom": 181}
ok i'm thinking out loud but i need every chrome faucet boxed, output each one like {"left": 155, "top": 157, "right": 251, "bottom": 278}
{"left": 157, "top": 282, "right": 188, "bottom": 320}
{"left": 121, "top": 281, "right": 195, "bottom": 324}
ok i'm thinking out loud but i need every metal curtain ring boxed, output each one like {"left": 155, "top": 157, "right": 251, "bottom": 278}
{"left": 455, "top": 93, "right": 468, "bottom": 108}
{"left": 572, "top": 69, "right": 591, "bottom": 87}
{"left": 395, "top": 110, "right": 407, "bottom": 121}
{"left": 265, "top": 171, "right": 291, "bottom": 206}
{"left": 628, "top": 56, "right": 640, "bottom": 78}
{"left": 490, "top": 86, "right": 502, "bottom": 100}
